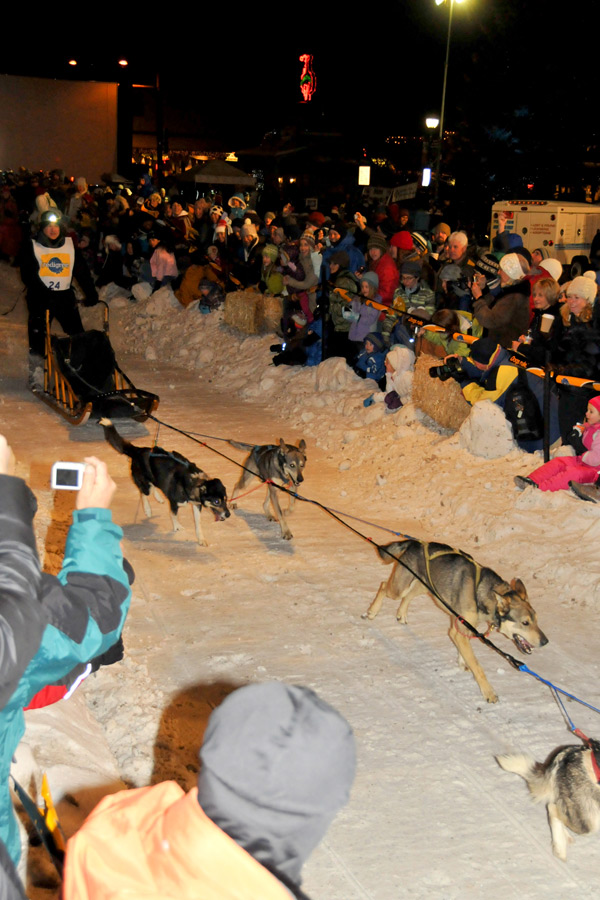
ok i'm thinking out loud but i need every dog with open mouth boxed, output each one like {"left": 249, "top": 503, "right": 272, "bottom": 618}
{"left": 363, "top": 539, "right": 548, "bottom": 703}
{"left": 100, "top": 418, "right": 229, "bottom": 546}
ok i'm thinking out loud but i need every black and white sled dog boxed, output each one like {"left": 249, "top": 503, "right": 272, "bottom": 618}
{"left": 228, "top": 438, "right": 306, "bottom": 540}
{"left": 100, "top": 418, "right": 229, "bottom": 545}
{"left": 497, "top": 740, "right": 600, "bottom": 861}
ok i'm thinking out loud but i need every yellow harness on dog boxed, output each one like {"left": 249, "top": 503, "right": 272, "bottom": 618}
{"left": 420, "top": 542, "right": 492, "bottom": 639}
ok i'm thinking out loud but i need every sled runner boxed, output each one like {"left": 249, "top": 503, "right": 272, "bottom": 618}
{"left": 33, "top": 303, "right": 159, "bottom": 425}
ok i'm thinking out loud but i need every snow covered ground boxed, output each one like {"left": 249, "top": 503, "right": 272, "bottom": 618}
{"left": 2, "top": 266, "right": 600, "bottom": 898}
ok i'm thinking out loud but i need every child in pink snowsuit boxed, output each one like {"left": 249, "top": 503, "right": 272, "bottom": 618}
{"left": 527, "top": 396, "right": 600, "bottom": 491}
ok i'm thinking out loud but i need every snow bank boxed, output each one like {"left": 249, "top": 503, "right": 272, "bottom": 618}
{"left": 458, "top": 400, "right": 516, "bottom": 459}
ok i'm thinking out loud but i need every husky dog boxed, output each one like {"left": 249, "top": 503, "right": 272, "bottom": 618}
{"left": 363, "top": 539, "right": 548, "bottom": 703}
{"left": 497, "top": 742, "right": 600, "bottom": 860}
{"left": 229, "top": 438, "right": 306, "bottom": 540}
{"left": 100, "top": 418, "right": 229, "bottom": 545}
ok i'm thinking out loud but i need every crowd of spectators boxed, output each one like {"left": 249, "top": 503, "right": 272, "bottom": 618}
{"left": 4, "top": 165, "right": 600, "bottom": 481}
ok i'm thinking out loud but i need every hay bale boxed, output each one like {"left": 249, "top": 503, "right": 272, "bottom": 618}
{"left": 224, "top": 290, "right": 262, "bottom": 334}
{"left": 412, "top": 355, "right": 470, "bottom": 430}
{"left": 261, "top": 294, "right": 283, "bottom": 333}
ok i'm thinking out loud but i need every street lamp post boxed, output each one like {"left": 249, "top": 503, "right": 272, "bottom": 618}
{"left": 434, "top": 0, "right": 465, "bottom": 205}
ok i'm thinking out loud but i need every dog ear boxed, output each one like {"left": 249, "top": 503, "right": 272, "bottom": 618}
{"left": 279, "top": 438, "right": 286, "bottom": 450}
{"left": 494, "top": 591, "right": 512, "bottom": 618}
{"left": 510, "top": 577, "right": 527, "bottom": 599}
{"left": 297, "top": 438, "right": 306, "bottom": 452}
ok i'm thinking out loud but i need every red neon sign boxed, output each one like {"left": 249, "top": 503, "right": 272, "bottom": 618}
{"left": 299, "top": 54, "right": 317, "bottom": 103}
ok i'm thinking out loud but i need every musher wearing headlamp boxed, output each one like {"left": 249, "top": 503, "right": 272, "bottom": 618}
{"left": 19, "top": 209, "right": 98, "bottom": 388}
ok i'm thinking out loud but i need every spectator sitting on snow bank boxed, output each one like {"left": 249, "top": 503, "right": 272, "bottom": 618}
{"left": 440, "top": 337, "right": 561, "bottom": 452}
{"left": 515, "top": 395, "right": 600, "bottom": 493}
{"left": 354, "top": 332, "right": 386, "bottom": 388}
{"left": 0, "top": 436, "right": 133, "bottom": 873}
{"left": 63, "top": 682, "right": 356, "bottom": 900}
{"left": 363, "top": 345, "right": 414, "bottom": 410}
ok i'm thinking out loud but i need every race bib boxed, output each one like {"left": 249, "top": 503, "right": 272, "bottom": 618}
{"left": 33, "top": 238, "right": 75, "bottom": 291}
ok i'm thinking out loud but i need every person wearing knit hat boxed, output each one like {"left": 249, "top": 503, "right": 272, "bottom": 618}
{"left": 322, "top": 218, "right": 366, "bottom": 279}
{"left": 353, "top": 330, "right": 387, "bottom": 387}
{"left": 431, "top": 222, "right": 451, "bottom": 256}
{"left": 515, "top": 395, "right": 600, "bottom": 493}
{"left": 367, "top": 233, "right": 388, "bottom": 255}
{"left": 329, "top": 220, "right": 347, "bottom": 241}
{"left": 390, "top": 230, "right": 414, "bottom": 253}
{"left": 470, "top": 251, "right": 531, "bottom": 348}
{"left": 411, "top": 232, "right": 430, "bottom": 255}
{"left": 532, "top": 246, "right": 552, "bottom": 264}
{"left": 230, "top": 219, "right": 262, "bottom": 288}
{"left": 366, "top": 233, "right": 398, "bottom": 305}
{"left": 566, "top": 275, "right": 597, "bottom": 306}
{"left": 307, "top": 211, "right": 326, "bottom": 228}
{"left": 389, "top": 259, "right": 435, "bottom": 320}
{"left": 474, "top": 252, "right": 500, "bottom": 284}
{"left": 64, "top": 682, "right": 356, "bottom": 899}
{"left": 539, "top": 257, "right": 563, "bottom": 282}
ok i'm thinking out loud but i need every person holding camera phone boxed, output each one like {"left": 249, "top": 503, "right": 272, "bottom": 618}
{"left": 0, "top": 437, "right": 133, "bottom": 873}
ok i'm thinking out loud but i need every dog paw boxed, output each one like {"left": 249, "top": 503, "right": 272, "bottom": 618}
{"left": 229, "top": 502, "right": 238, "bottom": 510}
{"left": 485, "top": 691, "right": 499, "bottom": 704}
{"left": 282, "top": 531, "right": 293, "bottom": 540}
{"left": 267, "top": 514, "right": 278, "bottom": 522}
{"left": 397, "top": 614, "right": 408, "bottom": 625}
{"left": 197, "top": 540, "right": 208, "bottom": 547}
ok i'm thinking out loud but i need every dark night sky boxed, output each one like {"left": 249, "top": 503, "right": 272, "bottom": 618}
{"left": 2, "top": 0, "right": 598, "bottom": 148}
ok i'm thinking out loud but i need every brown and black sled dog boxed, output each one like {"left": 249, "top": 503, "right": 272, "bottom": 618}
{"left": 363, "top": 539, "right": 548, "bottom": 703}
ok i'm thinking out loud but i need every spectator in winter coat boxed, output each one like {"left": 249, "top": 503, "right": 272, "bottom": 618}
{"left": 0, "top": 439, "right": 132, "bottom": 870}
{"left": 362, "top": 345, "right": 414, "bottom": 409}
{"left": 366, "top": 234, "right": 399, "bottom": 306}
{"left": 449, "top": 337, "right": 560, "bottom": 451}
{"left": 231, "top": 220, "right": 262, "bottom": 288}
{"left": 149, "top": 235, "right": 178, "bottom": 289}
{"left": 353, "top": 332, "right": 386, "bottom": 387}
{"left": 64, "top": 682, "right": 355, "bottom": 900}
{"left": 259, "top": 245, "right": 284, "bottom": 296}
{"left": 391, "top": 261, "right": 435, "bottom": 317}
{"left": 471, "top": 252, "right": 531, "bottom": 348}
{"left": 515, "top": 396, "right": 600, "bottom": 492}
{"left": 511, "top": 277, "right": 564, "bottom": 366}
{"left": 348, "top": 272, "right": 383, "bottom": 359}
{"left": 321, "top": 221, "right": 364, "bottom": 278}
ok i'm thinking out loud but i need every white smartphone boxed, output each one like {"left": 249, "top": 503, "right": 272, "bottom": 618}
{"left": 51, "top": 461, "right": 86, "bottom": 490}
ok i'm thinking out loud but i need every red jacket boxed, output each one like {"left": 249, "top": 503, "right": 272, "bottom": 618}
{"left": 370, "top": 252, "right": 399, "bottom": 306}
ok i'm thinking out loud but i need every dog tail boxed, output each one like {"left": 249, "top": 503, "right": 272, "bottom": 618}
{"left": 377, "top": 540, "right": 411, "bottom": 565}
{"left": 496, "top": 754, "right": 552, "bottom": 803}
{"left": 228, "top": 440, "right": 254, "bottom": 452}
{"left": 99, "top": 417, "right": 136, "bottom": 459}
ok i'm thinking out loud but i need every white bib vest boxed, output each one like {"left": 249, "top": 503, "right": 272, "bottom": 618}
{"left": 33, "top": 237, "right": 75, "bottom": 291}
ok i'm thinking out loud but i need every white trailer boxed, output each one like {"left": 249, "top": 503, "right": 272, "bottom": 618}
{"left": 491, "top": 200, "right": 600, "bottom": 276}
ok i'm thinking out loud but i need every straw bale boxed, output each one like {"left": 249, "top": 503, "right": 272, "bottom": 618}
{"left": 261, "top": 295, "right": 283, "bottom": 333}
{"left": 412, "top": 355, "right": 470, "bottom": 431}
{"left": 224, "top": 291, "right": 262, "bottom": 334}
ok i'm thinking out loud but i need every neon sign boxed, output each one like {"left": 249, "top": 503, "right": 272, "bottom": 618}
{"left": 299, "top": 54, "right": 317, "bottom": 103}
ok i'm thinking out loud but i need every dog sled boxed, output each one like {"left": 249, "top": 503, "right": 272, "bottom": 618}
{"left": 33, "top": 303, "right": 159, "bottom": 426}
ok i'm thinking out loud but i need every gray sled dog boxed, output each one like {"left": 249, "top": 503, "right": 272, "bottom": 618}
{"left": 363, "top": 539, "right": 548, "bottom": 703}
{"left": 497, "top": 742, "right": 600, "bottom": 860}
{"left": 229, "top": 439, "right": 306, "bottom": 540}
{"left": 100, "top": 418, "right": 229, "bottom": 546}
